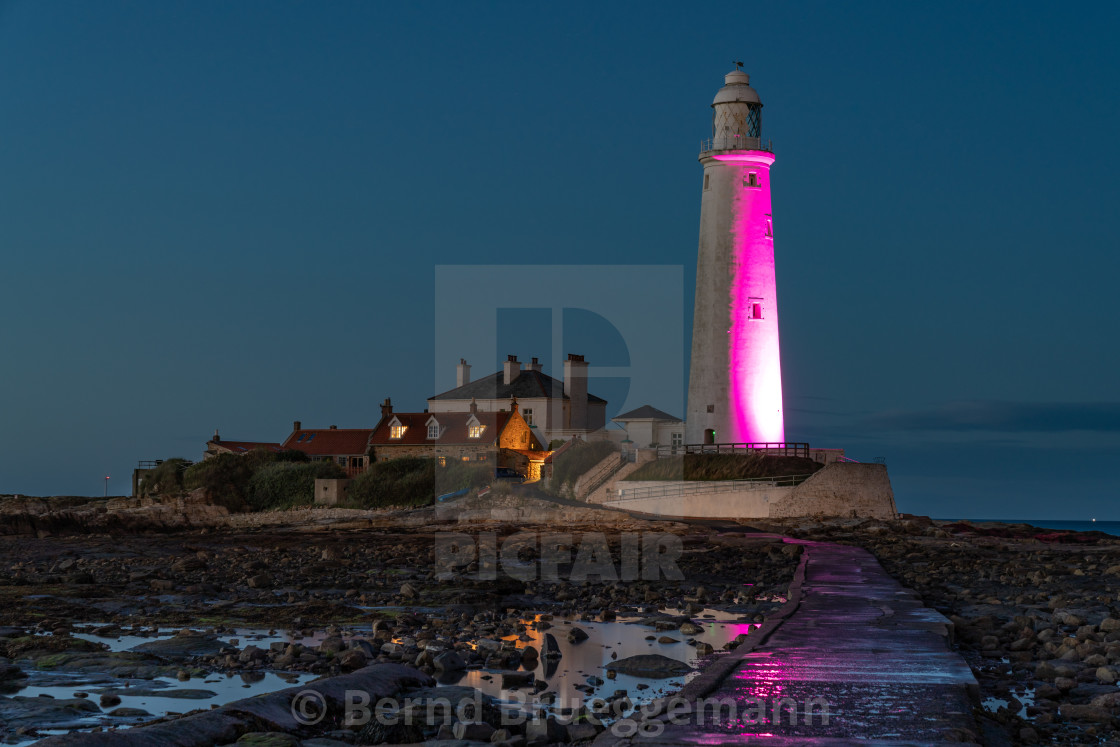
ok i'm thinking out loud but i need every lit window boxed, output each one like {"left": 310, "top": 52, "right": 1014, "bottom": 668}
{"left": 468, "top": 425, "right": 484, "bottom": 438}
{"left": 438, "top": 456, "right": 446, "bottom": 467}
{"left": 390, "top": 425, "right": 406, "bottom": 439}
{"left": 427, "top": 424, "right": 440, "bottom": 439}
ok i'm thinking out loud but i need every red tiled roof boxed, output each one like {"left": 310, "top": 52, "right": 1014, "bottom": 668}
{"left": 210, "top": 440, "right": 284, "bottom": 454}
{"left": 370, "top": 411, "right": 510, "bottom": 446}
{"left": 281, "top": 429, "right": 374, "bottom": 456}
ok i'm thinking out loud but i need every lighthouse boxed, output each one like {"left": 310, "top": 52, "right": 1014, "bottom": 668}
{"left": 685, "top": 68, "right": 785, "bottom": 446}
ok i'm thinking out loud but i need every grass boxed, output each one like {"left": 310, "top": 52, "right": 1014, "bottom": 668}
{"left": 623, "top": 454, "right": 823, "bottom": 481}
{"left": 548, "top": 440, "right": 618, "bottom": 492}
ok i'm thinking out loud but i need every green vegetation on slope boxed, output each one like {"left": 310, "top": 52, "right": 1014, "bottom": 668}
{"left": 623, "top": 453, "right": 822, "bottom": 481}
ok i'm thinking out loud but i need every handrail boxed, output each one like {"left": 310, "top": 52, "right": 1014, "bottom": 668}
{"left": 613, "top": 473, "right": 813, "bottom": 503}
{"left": 700, "top": 136, "right": 774, "bottom": 155}
{"left": 656, "top": 442, "right": 810, "bottom": 459}
{"left": 579, "top": 452, "right": 626, "bottom": 499}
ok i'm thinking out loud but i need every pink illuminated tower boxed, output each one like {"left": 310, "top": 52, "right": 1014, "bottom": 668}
{"left": 685, "top": 68, "right": 785, "bottom": 445}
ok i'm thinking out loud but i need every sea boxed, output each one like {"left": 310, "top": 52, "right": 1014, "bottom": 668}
{"left": 938, "top": 519, "right": 1120, "bottom": 537}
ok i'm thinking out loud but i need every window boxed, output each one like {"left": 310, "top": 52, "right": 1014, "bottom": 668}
{"left": 306, "top": 433, "right": 315, "bottom": 442}
{"left": 703, "top": 173, "right": 710, "bottom": 190}
{"left": 523, "top": 408, "right": 533, "bottom": 426}
{"left": 748, "top": 298, "right": 764, "bottom": 320}
{"left": 706, "top": 404, "right": 715, "bottom": 413}
{"left": 744, "top": 172, "right": 759, "bottom": 188}
{"left": 477, "top": 454, "right": 488, "bottom": 462}
{"left": 468, "top": 424, "right": 484, "bottom": 438}
{"left": 390, "top": 425, "right": 406, "bottom": 439}
{"left": 337, "top": 456, "right": 347, "bottom": 466}
{"left": 437, "top": 456, "right": 447, "bottom": 467}
{"left": 296, "top": 434, "right": 305, "bottom": 442}
{"left": 765, "top": 219, "right": 773, "bottom": 237}
{"left": 671, "top": 433, "right": 683, "bottom": 447}
{"left": 427, "top": 423, "right": 440, "bottom": 439}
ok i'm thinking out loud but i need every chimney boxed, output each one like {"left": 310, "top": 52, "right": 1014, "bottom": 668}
{"left": 212, "top": 429, "right": 220, "bottom": 443}
{"left": 329, "top": 425, "right": 337, "bottom": 430}
{"left": 469, "top": 397, "right": 478, "bottom": 415}
{"left": 293, "top": 420, "right": 302, "bottom": 432}
{"left": 526, "top": 356, "right": 542, "bottom": 373}
{"left": 380, "top": 398, "right": 393, "bottom": 418}
{"left": 456, "top": 358, "right": 471, "bottom": 388}
{"left": 503, "top": 354, "right": 521, "bottom": 385}
{"left": 563, "top": 353, "right": 589, "bottom": 432}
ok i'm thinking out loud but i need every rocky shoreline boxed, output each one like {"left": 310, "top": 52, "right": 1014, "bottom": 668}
{"left": 0, "top": 519, "right": 800, "bottom": 745}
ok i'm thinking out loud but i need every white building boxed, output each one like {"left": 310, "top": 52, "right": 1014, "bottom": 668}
{"left": 612, "top": 405, "right": 685, "bottom": 451}
{"left": 428, "top": 354, "right": 607, "bottom": 444}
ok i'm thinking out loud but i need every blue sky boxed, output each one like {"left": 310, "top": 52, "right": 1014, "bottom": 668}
{"left": 1, "top": 1, "right": 1117, "bottom": 518}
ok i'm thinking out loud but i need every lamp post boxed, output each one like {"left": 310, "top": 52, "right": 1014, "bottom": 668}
{"left": 104, "top": 475, "right": 110, "bottom": 498}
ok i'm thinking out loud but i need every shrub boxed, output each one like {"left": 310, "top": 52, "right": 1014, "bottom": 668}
{"left": 548, "top": 439, "right": 567, "bottom": 450}
{"left": 548, "top": 440, "right": 617, "bottom": 493}
{"left": 140, "top": 458, "right": 191, "bottom": 496}
{"left": 348, "top": 457, "right": 437, "bottom": 509}
{"left": 247, "top": 460, "right": 345, "bottom": 511}
{"left": 183, "top": 454, "right": 253, "bottom": 509}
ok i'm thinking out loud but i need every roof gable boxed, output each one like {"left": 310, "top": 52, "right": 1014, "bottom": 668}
{"left": 613, "top": 405, "right": 683, "bottom": 422}
{"left": 281, "top": 428, "right": 374, "bottom": 456}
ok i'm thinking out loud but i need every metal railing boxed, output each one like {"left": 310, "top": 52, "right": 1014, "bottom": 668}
{"left": 699, "top": 137, "right": 774, "bottom": 155}
{"left": 579, "top": 452, "right": 626, "bottom": 499}
{"left": 614, "top": 473, "right": 813, "bottom": 503}
{"left": 655, "top": 442, "right": 810, "bottom": 459}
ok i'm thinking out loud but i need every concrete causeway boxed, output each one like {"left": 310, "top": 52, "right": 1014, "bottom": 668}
{"left": 599, "top": 538, "right": 981, "bottom": 746}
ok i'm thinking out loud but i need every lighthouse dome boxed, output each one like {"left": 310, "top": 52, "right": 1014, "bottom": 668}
{"left": 713, "top": 70, "right": 761, "bottom": 105}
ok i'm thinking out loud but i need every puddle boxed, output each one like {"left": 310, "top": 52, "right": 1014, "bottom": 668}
{"left": 452, "top": 614, "right": 757, "bottom": 713}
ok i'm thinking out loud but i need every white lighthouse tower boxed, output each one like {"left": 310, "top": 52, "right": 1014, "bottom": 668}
{"left": 685, "top": 68, "right": 785, "bottom": 446}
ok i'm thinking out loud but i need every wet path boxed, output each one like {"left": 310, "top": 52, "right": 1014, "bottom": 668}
{"left": 600, "top": 539, "right": 980, "bottom": 746}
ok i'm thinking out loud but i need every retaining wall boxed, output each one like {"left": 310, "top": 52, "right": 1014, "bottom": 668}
{"left": 603, "top": 463, "right": 896, "bottom": 520}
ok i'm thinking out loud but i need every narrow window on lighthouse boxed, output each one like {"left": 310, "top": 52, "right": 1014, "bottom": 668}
{"left": 704, "top": 173, "right": 710, "bottom": 190}
{"left": 744, "top": 172, "right": 759, "bottom": 188}
{"left": 765, "top": 219, "right": 773, "bottom": 237}
{"left": 748, "top": 298, "right": 764, "bottom": 320}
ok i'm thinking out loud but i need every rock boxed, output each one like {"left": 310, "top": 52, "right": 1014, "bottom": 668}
{"left": 246, "top": 573, "right": 270, "bottom": 588}
{"left": 130, "top": 633, "right": 228, "bottom": 659}
{"left": 338, "top": 649, "right": 367, "bottom": 670}
{"left": 526, "top": 715, "right": 567, "bottom": 744}
{"left": 521, "top": 646, "right": 539, "bottom": 668}
{"left": 99, "top": 693, "right": 121, "bottom": 707}
{"left": 433, "top": 650, "right": 467, "bottom": 672}
{"left": 236, "top": 733, "right": 303, "bottom": 747}
{"left": 454, "top": 721, "right": 496, "bottom": 741}
{"left": 1059, "top": 703, "right": 1114, "bottom": 723}
{"left": 658, "top": 636, "right": 679, "bottom": 644}
{"left": 400, "top": 582, "right": 418, "bottom": 598}
{"left": 567, "top": 627, "right": 589, "bottom": 643}
{"left": 541, "top": 633, "right": 561, "bottom": 659}
{"left": 607, "top": 654, "right": 691, "bottom": 678}
{"left": 1054, "top": 676, "right": 1077, "bottom": 692}
{"left": 1101, "top": 617, "right": 1120, "bottom": 633}
{"left": 476, "top": 638, "right": 503, "bottom": 653}
{"left": 501, "top": 671, "right": 535, "bottom": 688}
{"left": 680, "top": 622, "right": 702, "bottom": 635}
{"left": 566, "top": 721, "right": 600, "bottom": 742}
{"left": 1096, "top": 666, "right": 1116, "bottom": 684}
{"left": 109, "top": 707, "right": 151, "bottom": 717}
{"left": 694, "top": 642, "right": 714, "bottom": 655}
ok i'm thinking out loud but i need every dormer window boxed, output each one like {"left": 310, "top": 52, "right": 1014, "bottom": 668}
{"left": 468, "top": 424, "right": 484, "bottom": 439}
{"left": 390, "top": 425, "right": 406, "bottom": 439}
{"left": 427, "top": 423, "right": 440, "bottom": 439}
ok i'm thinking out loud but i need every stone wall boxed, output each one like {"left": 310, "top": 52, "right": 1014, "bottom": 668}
{"left": 601, "top": 463, "right": 897, "bottom": 521}
{"left": 769, "top": 462, "right": 897, "bottom": 519}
